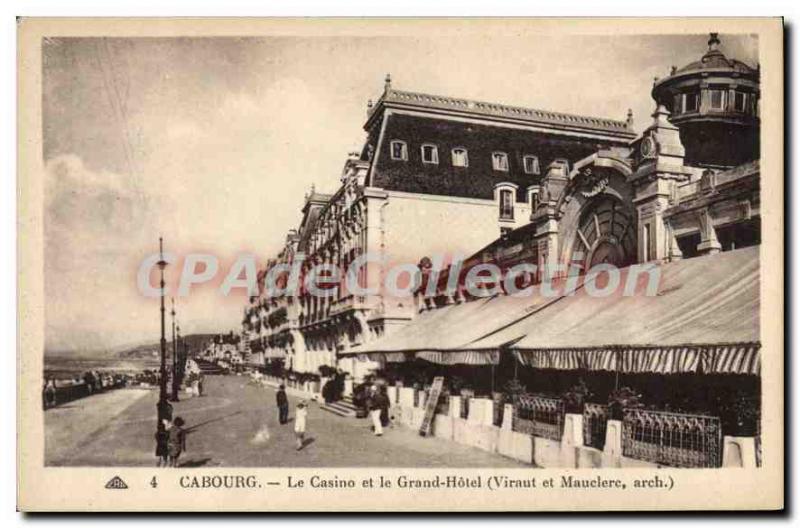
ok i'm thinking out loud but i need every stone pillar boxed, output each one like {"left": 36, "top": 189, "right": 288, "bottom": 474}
{"left": 630, "top": 105, "right": 692, "bottom": 263}
{"left": 601, "top": 419, "right": 624, "bottom": 468}
{"left": 501, "top": 404, "right": 514, "bottom": 431}
{"left": 560, "top": 413, "right": 584, "bottom": 468}
{"left": 697, "top": 207, "right": 722, "bottom": 256}
{"left": 722, "top": 436, "right": 758, "bottom": 468}
{"left": 532, "top": 161, "right": 569, "bottom": 280}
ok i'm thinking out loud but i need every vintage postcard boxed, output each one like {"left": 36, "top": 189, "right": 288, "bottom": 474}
{"left": 18, "top": 17, "right": 784, "bottom": 511}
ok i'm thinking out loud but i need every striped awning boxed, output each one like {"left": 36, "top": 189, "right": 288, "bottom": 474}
{"left": 702, "top": 343, "right": 761, "bottom": 375}
{"left": 512, "top": 343, "right": 760, "bottom": 375}
{"left": 345, "top": 247, "right": 761, "bottom": 376}
{"left": 416, "top": 350, "right": 500, "bottom": 366}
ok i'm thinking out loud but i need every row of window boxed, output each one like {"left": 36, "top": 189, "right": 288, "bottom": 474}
{"left": 672, "top": 88, "right": 758, "bottom": 115}
{"left": 390, "top": 140, "right": 542, "bottom": 175}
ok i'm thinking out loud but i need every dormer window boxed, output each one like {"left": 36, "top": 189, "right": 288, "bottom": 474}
{"left": 523, "top": 155, "right": 540, "bottom": 175}
{"left": 390, "top": 140, "right": 408, "bottom": 161}
{"left": 421, "top": 144, "right": 439, "bottom": 164}
{"left": 451, "top": 148, "right": 468, "bottom": 167}
{"left": 492, "top": 152, "right": 509, "bottom": 171}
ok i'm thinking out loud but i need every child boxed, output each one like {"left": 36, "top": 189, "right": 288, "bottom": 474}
{"left": 154, "top": 419, "right": 170, "bottom": 467}
{"left": 294, "top": 401, "right": 307, "bottom": 450}
{"left": 168, "top": 416, "right": 186, "bottom": 467}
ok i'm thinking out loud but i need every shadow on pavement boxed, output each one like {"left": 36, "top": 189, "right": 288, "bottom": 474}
{"left": 298, "top": 437, "right": 315, "bottom": 451}
{"left": 179, "top": 457, "right": 213, "bottom": 468}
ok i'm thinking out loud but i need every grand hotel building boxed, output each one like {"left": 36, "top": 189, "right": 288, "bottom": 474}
{"left": 245, "top": 34, "right": 760, "bottom": 400}
{"left": 242, "top": 72, "right": 637, "bottom": 377}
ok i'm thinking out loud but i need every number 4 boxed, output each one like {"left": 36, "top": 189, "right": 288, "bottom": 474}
{"left": 150, "top": 476, "right": 158, "bottom": 488}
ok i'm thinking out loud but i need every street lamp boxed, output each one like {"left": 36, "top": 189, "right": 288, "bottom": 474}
{"left": 156, "top": 237, "right": 172, "bottom": 425}
{"left": 170, "top": 298, "right": 180, "bottom": 402}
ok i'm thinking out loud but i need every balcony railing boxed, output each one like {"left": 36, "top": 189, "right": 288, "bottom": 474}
{"left": 583, "top": 403, "right": 609, "bottom": 451}
{"left": 622, "top": 408, "right": 722, "bottom": 468}
{"left": 513, "top": 393, "right": 565, "bottom": 442}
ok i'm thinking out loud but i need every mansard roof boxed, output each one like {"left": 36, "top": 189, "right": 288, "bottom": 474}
{"left": 366, "top": 87, "right": 636, "bottom": 140}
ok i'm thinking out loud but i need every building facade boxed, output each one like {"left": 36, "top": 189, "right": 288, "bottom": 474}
{"left": 243, "top": 74, "right": 636, "bottom": 378}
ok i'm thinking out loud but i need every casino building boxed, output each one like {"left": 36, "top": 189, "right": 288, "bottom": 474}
{"left": 347, "top": 33, "right": 762, "bottom": 468}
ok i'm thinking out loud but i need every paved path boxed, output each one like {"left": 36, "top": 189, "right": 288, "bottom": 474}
{"left": 45, "top": 375, "right": 526, "bottom": 468}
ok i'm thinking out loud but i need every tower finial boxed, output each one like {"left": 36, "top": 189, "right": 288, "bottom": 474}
{"left": 626, "top": 108, "right": 634, "bottom": 128}
{"left": 384, "top": 73, "right": 392, "bottom": 92}
{"left": 708, "top": 32, "right": 721, "bottom": 52}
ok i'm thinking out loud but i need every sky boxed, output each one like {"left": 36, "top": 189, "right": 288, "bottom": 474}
{"left": 42, "top": 33, "right": 758, "bottom": 352}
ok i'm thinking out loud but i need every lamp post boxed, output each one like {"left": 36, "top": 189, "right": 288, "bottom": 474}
{"left": 156, "top": 238, "right": 172, "bottom": 425}
{"left": 170, "top": 298, "right": 180, "bottom": 402}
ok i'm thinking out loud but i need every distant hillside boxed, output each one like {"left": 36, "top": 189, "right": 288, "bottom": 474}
{"left": 116, "top": 333, "right": 219, "bottom": 360}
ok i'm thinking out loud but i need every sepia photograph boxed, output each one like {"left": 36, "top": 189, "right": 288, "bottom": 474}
{"left": 17, "top": 17, "right": 784, "bottom": 512}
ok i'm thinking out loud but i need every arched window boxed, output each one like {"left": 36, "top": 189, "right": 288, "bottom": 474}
{"left": 495, "top": 182, "right": 518, "bottom": 221}
{"left": 451, "top": 147, "right": 468, "bottom": 167}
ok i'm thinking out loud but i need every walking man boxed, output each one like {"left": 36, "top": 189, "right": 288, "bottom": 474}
{"left": 276, "top": 384, "right": 289, "bottom": 425}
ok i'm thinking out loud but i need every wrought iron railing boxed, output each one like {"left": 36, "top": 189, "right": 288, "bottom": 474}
{"left": 622, "top": 408, "right": 722, "bottom": 468}
{"left": 513, "top": 394, "right": 565, "bottom": 441}
{"left": 583, "top": 403, "right": 609, "bottom": 450}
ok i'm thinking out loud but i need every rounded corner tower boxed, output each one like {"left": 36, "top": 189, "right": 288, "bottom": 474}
{"left": 651, "top": 33, "right": 760, "bottom": 169}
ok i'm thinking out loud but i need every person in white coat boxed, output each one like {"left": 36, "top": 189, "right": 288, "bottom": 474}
{"left": 294, "top": 401, "right": 308, "bottom": 450}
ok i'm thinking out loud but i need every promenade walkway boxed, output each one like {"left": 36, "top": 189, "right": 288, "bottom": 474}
{"left": 45, "top": 375, "right": 526, "bottom": 468}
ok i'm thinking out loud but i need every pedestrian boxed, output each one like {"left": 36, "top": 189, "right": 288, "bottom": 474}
{"left": 276, "top": 384, "right": 289, "bottom": 425}
{"left": 168, "top": 416, "right": 186, "bottom": 467}
{"left": 294, "top": 401, "right": 308, "bottom": 450}
{"left": 378, "top": 386, "right": 391, "bottom": 428}
{"left": 367, "top": 386, "right": 383, "bottom": 436}
{"left": 198, "top": 373, "right": 205, "bottom": 397}
{"left": 154, "top": 419, "right": 170, "bottom": 467}
{"left": 43, "top": 379, "right": 56, "bottom": 408}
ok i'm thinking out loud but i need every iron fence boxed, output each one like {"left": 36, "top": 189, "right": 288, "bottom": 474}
{"left": 583, "top": 403, "right": 609, "bottom": 450}
{"left": 622, "top": 408, "right": 722, "bottom": 468}
{"left": 513, "top": 393, "right": 564, "bottom": 441}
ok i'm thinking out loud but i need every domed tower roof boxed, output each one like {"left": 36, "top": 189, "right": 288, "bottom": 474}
{"left": 673, "top": 33, "right": 757, "bottom": 76}
{"left": 651, "top": 33, "right": 760, "bottom": 168}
